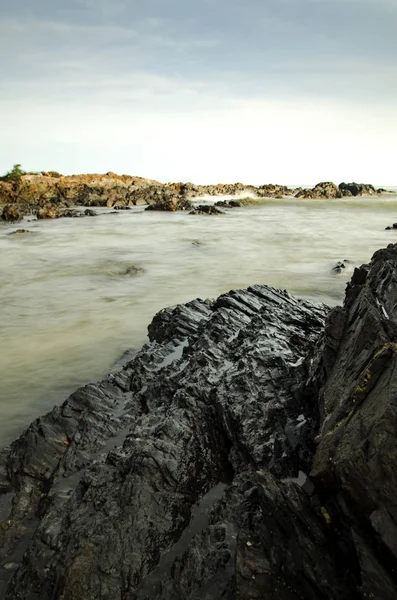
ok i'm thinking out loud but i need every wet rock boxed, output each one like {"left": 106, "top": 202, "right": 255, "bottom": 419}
{"left": 214, "top": 200, "right": 241, "bottom": 208}
{"left": 0, "top": 285, "right": 327, "bottom": 599}
{"left": 120, "top": 265, "right": 145, "bottom": 277}
{"left": 36, "top": 205, "right": 60, "bottom": 219}
{"left": 385, "top": 223, "right": 397, "bottom": 231}
{"left": 84, "top": 208, "right": 97, "bottom": 216}
{"left": 59, "top": 209, "right": 81, "bottom": 218}
{"left": 189, "top": 205, "right": 225, "bottom": 215}
{"left": 1, "top": 205, "right": 25, "bottom": 222}
{"left": 8, "top": 229, "right": 33, "bottom": 235}
{"left": 2, "top": 245, "right": 397, "bottom": 599}
{"left": 309, "top": 243, "right": 397, "bottom": 598}
{"left": 332, "top": 259, "right": 350, "bottom": 274}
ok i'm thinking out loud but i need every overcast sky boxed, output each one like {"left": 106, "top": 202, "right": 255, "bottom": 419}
{"left": 1, "top": 0, "right": 396, "bottom": 184}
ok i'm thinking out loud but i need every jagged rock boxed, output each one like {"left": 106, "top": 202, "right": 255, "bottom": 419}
{"left": 385, "top": 223, "right": 397, "bottom": 231}
{"left": 309, "top": 243, "right": 397, "bottom": 599}
{"left": 2, "top": 245, "right": 397, "bottom": 599}
{"left": 0, "top": 286, "right": 327, "bottom": 599}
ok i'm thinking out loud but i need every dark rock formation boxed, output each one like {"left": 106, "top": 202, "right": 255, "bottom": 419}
{"left": 1, "top": 204, "right": 26, "bottom": 222}
{"left": 8, "top": 229, "right": 33, "bottom": 235}
{"left": 295, "top": 182, "right": 389, "bottom": 200}
{"left": 308, "top": 243, "right": 397, "bottom": 599}
{"left": 189, "top": 205, "right": 225, "bottom": 215}
{"left": 214, "top": 200, "right": 241, "bottom": 208}
{"left": 119, "top": 266, "right": 145, "bottom": 277}
{"left": 332, "top": 259, "right": 350, "bottom": 274}
{"left": 0, "top": 287, "right": 326, "bottom": 599}
{"left": 339, "top": 182, "right": 378, "bottom": 196}
{"left": 385, "top": 223, "right": 397, "bottom": 231}
{"left": 1, "top": 245, "right": 397, "bottom": 599}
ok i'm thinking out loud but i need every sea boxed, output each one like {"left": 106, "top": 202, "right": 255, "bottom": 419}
{"left": 1, "top": 192, "right": 396, "bottom": 446}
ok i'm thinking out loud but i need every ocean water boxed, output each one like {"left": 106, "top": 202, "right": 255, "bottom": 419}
{"left": 1, "top": 194, "right": 397, "bottom": 446}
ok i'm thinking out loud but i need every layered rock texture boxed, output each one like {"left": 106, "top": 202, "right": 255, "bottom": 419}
{"left": 0, "top": 172, "right": 391, "bottom": 221}
{"left": 1, "top": 245, "right": 397, "bottom": 599}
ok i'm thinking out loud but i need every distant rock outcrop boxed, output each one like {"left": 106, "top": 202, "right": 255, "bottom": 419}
{"left": 296, "top": 181, "right": 390, "bottom": 199}
{"left": 339, "top": 182, "right": 379, "bottom": 196}
{"left": 0, "top": 173, "right": 392, "bottom": 221}
{"left": 296, "top": 182, "right": 342, "bottom": 199}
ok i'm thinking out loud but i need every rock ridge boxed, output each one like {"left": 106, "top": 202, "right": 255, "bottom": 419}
{"left": 1, "top": 245, "right": 397, "bottom": 598}
{"left": 0, "top": 173, "right": 392, "bottom": 221}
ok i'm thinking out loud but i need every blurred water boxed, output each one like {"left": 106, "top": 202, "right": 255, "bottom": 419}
{"left": 1, "top": 195, "right": 397, "bottom": 446}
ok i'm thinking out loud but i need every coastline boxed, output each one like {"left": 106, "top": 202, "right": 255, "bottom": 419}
{"left": 1, "top": 172, "right": 394, "bottom": 222}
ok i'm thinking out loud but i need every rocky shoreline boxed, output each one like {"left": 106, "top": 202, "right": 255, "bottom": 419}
{"left": 1, "top": 243, "right": 397, "bottom": 598}
{"left": 0, "top": 171, "right": 392, "bottom": 222}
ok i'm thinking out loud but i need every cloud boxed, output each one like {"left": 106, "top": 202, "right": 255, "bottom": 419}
{"left": 0, "top": 1, "right": 396, "bottom": 183}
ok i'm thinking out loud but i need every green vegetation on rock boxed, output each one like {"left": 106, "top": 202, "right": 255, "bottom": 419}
{"left": 0, "top": 164, "right": 26, "bottom": 183}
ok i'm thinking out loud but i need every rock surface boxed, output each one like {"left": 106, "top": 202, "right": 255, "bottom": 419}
{"left": 1, "top": 245, "right": 397, "bottom": 599}
{"left": 0, "top": 174, "right": 392, "bottom": 219}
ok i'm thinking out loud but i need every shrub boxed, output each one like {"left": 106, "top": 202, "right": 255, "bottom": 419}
{"left": 0, "top": 164, "right": 26, "bottom": 182}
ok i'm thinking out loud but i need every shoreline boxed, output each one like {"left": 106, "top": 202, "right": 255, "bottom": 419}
{"left": 1, "top": 172, "right": 394, "bottom": 222}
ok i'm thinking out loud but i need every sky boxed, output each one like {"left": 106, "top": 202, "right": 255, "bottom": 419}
{"left": 0, "top": 0, "right": 396, "bottom": 185}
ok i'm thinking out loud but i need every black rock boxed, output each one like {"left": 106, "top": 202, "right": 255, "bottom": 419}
{"left": 189, "top": 205, "right": 225, "bottom": 215}
{"left": 2, "top": 245, "right": 397, "bottom": 599}
{"left": 214, "top": 200, "right": 241, "bottom": 208}
{"left": 120, "top": 265, "right": 145, "bottom": 277}
{"left": 339, "top": 182, "right": 377, "bottom": 196}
